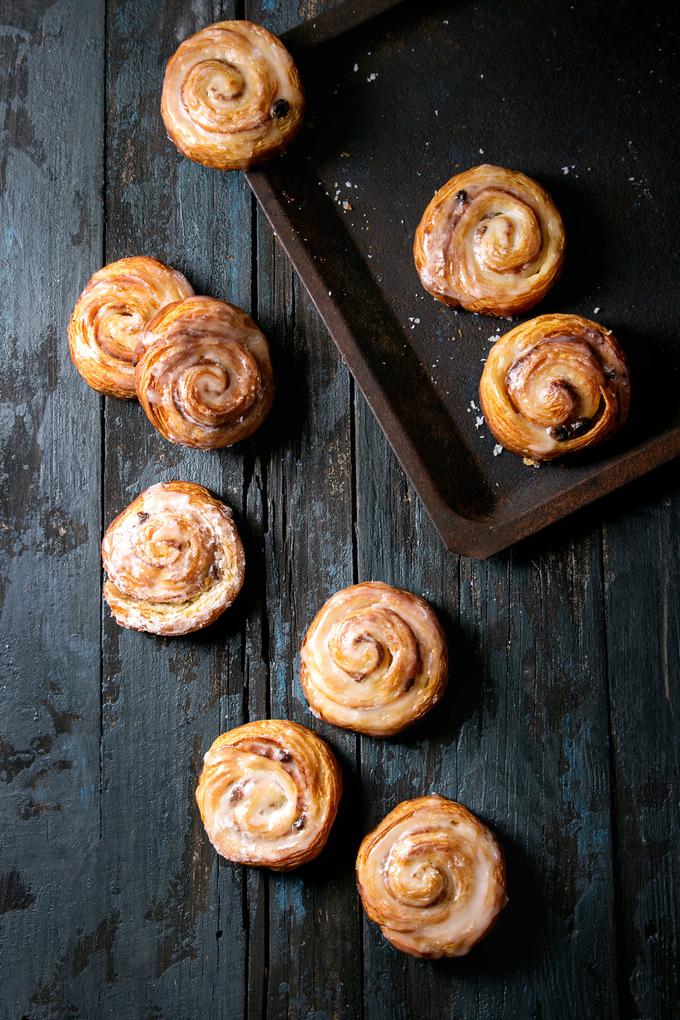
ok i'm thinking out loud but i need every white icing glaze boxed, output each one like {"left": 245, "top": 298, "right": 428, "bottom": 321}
{"left": 102, "top": 481, "right": 244, "bottom": 636}
{"left": 68, "top": 256, "right": 193, "bottom": 398}
{"left": 195, "top": 721, "right": 341, "bottom": 870}
{"left": 357, "top": 796, "right": 507, "bottom": 958}
{"left": 300, "top": 582, "right": 447, "bottom": 736}
{"left": 161, "top": 21, "right": 304, "bottom": 171}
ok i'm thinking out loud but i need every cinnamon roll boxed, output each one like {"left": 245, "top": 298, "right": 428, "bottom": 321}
{"left": 102, "top": 481, "right": 245, "bottom": 636}
{"left": 414, "top": 165, "right": 565, "bottom": 317}
{"left": 479, "top": 313, "right": 630, "bottom": 461}
{"left": 356, "top": 796, "right": 507, "bottom": 959}
{"left": 299, "top": 582, "right": 447, "bottom": 737}
{"left": 135, "top": 295, "right": 274, "bottom": 449}
{"left": 196, "top": 720, "right": 342, "bottom": 870}
{"left": 161, "top": 20, "right": 305, "bottom": 171}
{"left": 68, "top": 256, "right": 193, "bottom": 398}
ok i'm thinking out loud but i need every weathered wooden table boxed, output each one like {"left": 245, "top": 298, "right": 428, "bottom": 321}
{"left": 1, "top": 1, "right": 678, "bottom": 1018}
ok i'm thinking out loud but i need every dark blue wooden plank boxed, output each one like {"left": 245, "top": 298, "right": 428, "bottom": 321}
{"left": 602, "top": 467, "right": 680, "bottom": 1019}
{"left": 0, "top": 1, "right": 105, "bottom": 1017}
{"left": 99, "top": 2, "right": 254, "bottom": 1017}
{"left": 244, "top": 0, "right": 364, "bottom": 1013}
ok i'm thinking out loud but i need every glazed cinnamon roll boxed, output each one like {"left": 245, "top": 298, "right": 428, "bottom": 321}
{"left": 161, "top": 20, "right": 305, "bottom": 171}
{"left": 102, "top": 481, "right": 245, "bottom": 636}
{"left": 479, "top": 313, "right": 630, "bottom": 461}
{"left": 196, "top": 720, "right": 342, "bottom": 870}
{"left": 299, "top": 582, "right": 447, "bottom": 737}
{"left": 135, "top": 296, "right": 274, "bottom": 449}
{"left": 68, "top": 256, "right": 193, "bottom": 398}
{"left": 414, "top": 165, "right": 565, "bottom": 316}
{"left": 356, "top": 796, "right": 507, "bottom": 959}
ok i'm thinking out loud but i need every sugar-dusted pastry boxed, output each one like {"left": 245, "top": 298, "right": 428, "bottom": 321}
{"left": 102, "top": 481, "right": 244, "bottom": 636}
{"left": 161, "top": 20, "right": 305, "bottom": 171}
{"left": 414, "top": 164, "right": 565, "bottom": 317}
{"left": 356, "top": 796, "right": 507, "bottom": 959}
{"left": 135, "top": 295, "right": 274, "bottom": 449}
{"left": 68, "top": 256, "right": 193, "bottom": 398}
{"left": 480, "top": 313, "right": 630, "bottom": 461}
{"left": 299, "top": 582, "right": 447, "bottom": 737}
{"left": 196, "top": 720, "right": 342, "bottom": 870}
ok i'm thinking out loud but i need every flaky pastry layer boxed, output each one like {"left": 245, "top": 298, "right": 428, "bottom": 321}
{"left": 68, "top": 256, "right": 193, "bottom": 398}
{"left": 356, "top": 795, "right": 507, "bottom": 958}
{"left": 102, "top": 480, "right": 244, "bottom": 636}
{"left": 414, "top": 164, "right": 565, "bottom": 316}
{"left": 480, "top": 313, "right": 630, "bottom": 460}
{"left": 196, "top": 720, "right": 342, "bottom": 870}
{"left": 300, "top": 582, "right": 447, "bottom": 737}
{"left": 161, "top": 20, "right": 304, "bottom": 171}
{"left": 135, "top": 295, "right": 274, "bottom": 449}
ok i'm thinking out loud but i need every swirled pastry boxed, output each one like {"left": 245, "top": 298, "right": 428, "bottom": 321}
{"left": 102, "top": 481, "right": 245, "bottom": 636}
{"left": 68, "top": 256, "right": 193, "bottom": 398}
{"left": 299, "top": 582, "right": 447, "bottom": 737}
{"left": 356, "top": 796, "right": 507, "bottom": 959}
{"left": 196, "top": 720, "right": 342, "bottom": 870}
{"left": 161, "top": 20, "right": 305, "bottom": 171}
{"left": 480, "top": 313, "right": 630, "bottom": 461}
{"left": 135, "top": 296, "right": 274, "bottom": 449}
{"left": 414, "top": 165, "right": 565, "bottom": 316}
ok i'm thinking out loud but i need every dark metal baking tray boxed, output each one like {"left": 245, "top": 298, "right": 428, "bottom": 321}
{"left": 246, "top": 0, "right": 680, "bottom": 557}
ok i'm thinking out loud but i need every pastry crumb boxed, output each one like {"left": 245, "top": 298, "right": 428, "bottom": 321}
{"left": 523, "top": 457, "right": 541, "bottom": 468}
{"left": 493, "top": 444, "right": 503, "bottom": 457}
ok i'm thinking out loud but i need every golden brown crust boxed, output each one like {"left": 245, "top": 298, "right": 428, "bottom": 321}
{"left": 135, "top": 295, "right": 274, "bottom": 449}
{"left": 414, "top": 164, "right": 565, "bottom": 317}
{"left": 195, "top": 720, "right": 342, "bottom": 870}
{"left": 161, "top": 20, "right": 305, "bottom": 171}
{"left": 479, "top": 313, "right": 631, "bottom": 461}
{"left": 299, "top": 582, "right": 447, "bottom": 737}
{"left": 356, "top": 796, "right": 507, "bottom": 959}
{"left": 68, "top": 256, "right": 193, "bottom": 399}
{"left": 102, "top": 481, "right": 245, "bottom": 636}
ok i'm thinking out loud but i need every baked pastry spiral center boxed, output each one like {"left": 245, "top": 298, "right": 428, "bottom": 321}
{"left": 93, "top": 303, "right": 145, "bottom": 363}
{"left": 300, "top": 582, "right": 447, "bottom": 737}
{"left": 196, "top": 721, "right": 341, "bottom": 871}
{"left": 182, "top": 54, "right": 273, "bottom": 133}
{"left": 102, "top": 481, "right": 245, "bottom": 636}
{"left": 385, "top": 834, "right": 457, "bottom": 911}
{"left": 507, "top": 337, "right": 603, "bottom": 429}
{"left": 107, "top": 500, "right": 217, "bottom": 604}
{"left": 414, "top": 165, "right": 565, "bottom": 316}
{"left": 470, "top": 193, "right": 542, "bottom": 275}
{"left": 356, "top": 796, "right": 507, "bottom": 958}
{"left": 479, "top": 314, "right": 630, "bottom": 460}
{"left": 173, "top": 343, "right": 262, "bottom": 429}
{"left": 214, "top": 748, "right": 300, "bottom": 840}
{"left": 327, "top": 608, "right": 420, "bottom": 707}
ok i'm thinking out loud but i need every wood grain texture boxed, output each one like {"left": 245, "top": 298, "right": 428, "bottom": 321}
{"left": 246, "top": 0, "right": 363, "bottom": 1012}
{"left": 0, "top": 2, "right": 105, "bottom": 1017}
{"left": 0, "top": 0, "right": 678, "bottom": 1019}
